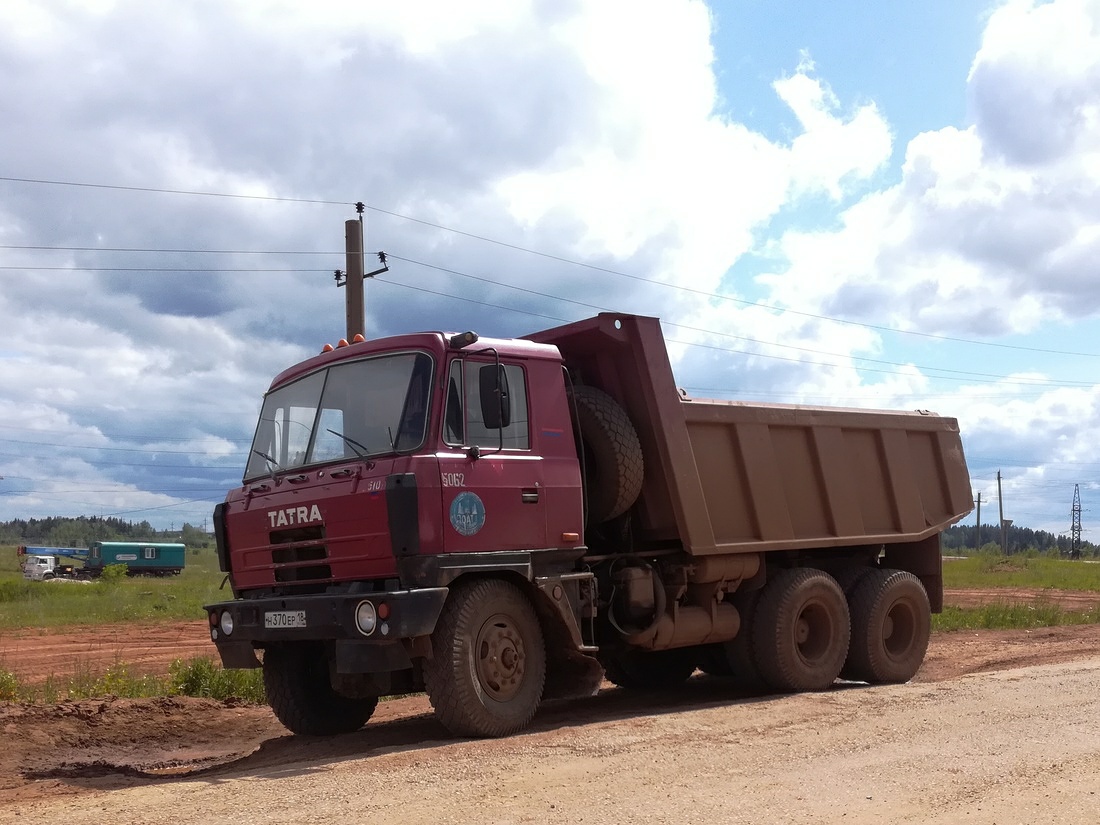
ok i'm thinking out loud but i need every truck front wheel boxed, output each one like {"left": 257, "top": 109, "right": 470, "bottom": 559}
{"left": 425, "top": 579, "right": 547, "bottom": 738}
{"left": 262, "top": 642, "right": 378, "bottom": 736}
{"left": 752, "top": 568, "right": 850, "bottom": 692}
{"left": 844, "top": 569, "right": 931, "bottom": 684}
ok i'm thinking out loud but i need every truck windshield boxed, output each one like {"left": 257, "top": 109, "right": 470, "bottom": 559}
{"left": 244, "top": 351, "right": 434, "bottom": 480}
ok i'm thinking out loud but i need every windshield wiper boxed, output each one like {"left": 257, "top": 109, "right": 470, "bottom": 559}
{"left": 251, "top": 448, "right": 281, "bottom": 485}
{"left": 327, "top": 429, "right": 371, "bottom": 458}
{"left": 252, "top": 448, "right": 281, "bottom": 470}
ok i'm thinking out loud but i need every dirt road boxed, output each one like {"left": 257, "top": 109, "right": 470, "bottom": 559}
{"left": 2, "top": 654, "right": 1099, "bottom": 825}
{"left": 3, "top": 589, "right": 1100, "bottom": 822}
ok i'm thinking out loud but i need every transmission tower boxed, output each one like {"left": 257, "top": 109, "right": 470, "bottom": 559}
{"left": 1070, "top": 484, "right": 1082, "bottom": 560}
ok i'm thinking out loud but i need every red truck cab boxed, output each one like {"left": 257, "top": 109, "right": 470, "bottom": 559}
{"left": 208, "top": 329, "right": 587, "bottom": 685}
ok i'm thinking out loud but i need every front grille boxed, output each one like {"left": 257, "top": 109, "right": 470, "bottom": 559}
{"left": 275, "top": 564, "right": 332, "bottom": 583}
{"left": 269, "top": 525, "right": 329, "bottom": 583}
{"left": 271, "top": 545, "right": 327, "bottom": 564}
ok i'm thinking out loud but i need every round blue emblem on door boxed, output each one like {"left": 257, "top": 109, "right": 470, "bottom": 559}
{"left": 449, "top": 491, "right": 486, "bottom": 537}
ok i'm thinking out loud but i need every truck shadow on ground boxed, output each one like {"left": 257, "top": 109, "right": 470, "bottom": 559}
{"left": 27, "top": 675, "right": 867, "bottom": 792}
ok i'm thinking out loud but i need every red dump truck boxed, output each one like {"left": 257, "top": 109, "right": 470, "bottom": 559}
{"left": 205, "top": 313, "right": 972, "bottom": 738}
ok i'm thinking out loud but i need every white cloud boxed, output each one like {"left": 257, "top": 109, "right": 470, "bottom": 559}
{"left": 759, "top": 0, "right": 1100, "bottom": 336}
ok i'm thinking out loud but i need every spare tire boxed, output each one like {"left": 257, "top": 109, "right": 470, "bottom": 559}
{"left": 570, "top": 385, "right": 644, "bottom": 523}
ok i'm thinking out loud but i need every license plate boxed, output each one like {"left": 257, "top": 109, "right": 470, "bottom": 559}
{"left": 265, "top": 610, "right": 307, "bottom": 629}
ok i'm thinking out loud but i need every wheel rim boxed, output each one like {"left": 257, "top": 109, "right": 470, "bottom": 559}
{"left": 883, "top": 598, "right": 917, "bottom": 658}
{"left": 794, "top": 600, "right": 834, "bottom": 666}
{"left": 475, "top": 613, "right": 527, "bottom": 701}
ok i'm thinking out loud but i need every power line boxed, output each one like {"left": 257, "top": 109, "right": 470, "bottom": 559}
{"left": 0, "top": 175, "right": 348, "bottom": 206}
{"left": 0, "top": 265, "right": 327, "bottom": 273}
{"left": 371, "top": 277, "right": 1098, "bottom": 388}
{"left": 3, "top": 178, "right": 1098, "bottom": 358}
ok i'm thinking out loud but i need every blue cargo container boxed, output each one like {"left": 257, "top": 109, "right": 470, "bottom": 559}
{"left": 84, "top": 541, "right": 186, "bottom": 577}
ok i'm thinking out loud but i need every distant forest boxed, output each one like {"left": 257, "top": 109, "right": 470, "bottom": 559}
{"left": 942, "top": 523, "right": 1095, "bottom": 557}
{"left": 0, "top": 516, "right": 211, "bottom": 549}
{"left": 0, "top": 515, "right": 1089, "bottom": 558}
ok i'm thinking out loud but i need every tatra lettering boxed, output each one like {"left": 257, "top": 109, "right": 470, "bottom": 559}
{"left": 267, "top": 504, "right": 323, "bottom": 528}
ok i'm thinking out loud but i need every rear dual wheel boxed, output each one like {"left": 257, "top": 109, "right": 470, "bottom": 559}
{"left": 844, "top": 569, "right": 931, "bottom": 684}
{"left": 752, "top": 568, "right": 850, "bottom": 692}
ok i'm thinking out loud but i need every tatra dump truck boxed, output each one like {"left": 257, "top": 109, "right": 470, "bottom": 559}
{"left": 205, "top": 313, "right": 972, "bottom": 738}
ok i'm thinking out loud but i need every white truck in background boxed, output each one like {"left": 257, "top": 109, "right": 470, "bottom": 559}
{"left": 17, "top": 546, "right": 90, "bottom": 581}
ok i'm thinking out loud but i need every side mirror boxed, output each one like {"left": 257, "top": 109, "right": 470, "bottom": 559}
{"left": 479, "top": 364, "right": 510, "bottom": 429}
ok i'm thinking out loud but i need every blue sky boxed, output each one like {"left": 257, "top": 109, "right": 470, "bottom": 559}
{"left": 1, "top": 0, "right": 1099, "bottom": 538}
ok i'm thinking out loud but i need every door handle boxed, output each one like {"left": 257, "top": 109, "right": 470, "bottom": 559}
{"left": 521, "top": 489, "right": 539, "bottom": 504}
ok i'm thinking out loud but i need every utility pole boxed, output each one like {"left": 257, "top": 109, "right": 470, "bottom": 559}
{"left": 975, "top": 491, "right": 982, "bottom": 550}
{"left": 337, "top": 203, "right": 389, "bottom": 341}
{"left": 344, "top": 208, "right": 366, "bottom": 341}
{"left": 997, "top": 470, "right": 1007, "bottom": 554}
{"left": 1071, "top": 483, "right": 1082, "bottom": 560}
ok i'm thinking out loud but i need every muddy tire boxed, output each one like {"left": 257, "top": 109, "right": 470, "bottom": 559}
{"left": 425, "top": 579, "right": 546, "bottom": 738}
{"left": 752, "top": 568, "right": 850, "bottom": 692}
{"left": 845, "top": 569, "right": 931, "bottom": 684}
{"left": 570, "top": 385, "right": 644, "bottom": 523}
{"left": 603, "top": 648, "right": 696, "bottom": 690}
{"left": 262, "top": 642, "right": 377, "bottom": 736}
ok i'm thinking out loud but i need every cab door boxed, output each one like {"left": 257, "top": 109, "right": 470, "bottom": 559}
{"left": 438, "top": 357, "right": 547, "bottom": 553}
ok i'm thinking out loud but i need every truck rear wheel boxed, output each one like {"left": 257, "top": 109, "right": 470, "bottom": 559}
{"left": 844, "top": 569, "right": 931, "bottom": 684}
{"left": 752, "top": 568, "right": 850, "bottom": 692}
{"left": 425, "top": 579, "right": 546, "bottom": 738}
{"left": 603, "top": 648, "right": 696, "bottom": 690}
{"left": 570, "top": 385, "right": 644, "bottom": 523}
{"left": 262, "top": 642, "right": 378, "bottom": 736}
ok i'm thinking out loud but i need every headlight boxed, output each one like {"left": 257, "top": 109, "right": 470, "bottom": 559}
{"left": 355, "top": 600, "right": 378, "bottom": 636}
{"left": 219, "top": 611, "right": 234, "bottom": 636}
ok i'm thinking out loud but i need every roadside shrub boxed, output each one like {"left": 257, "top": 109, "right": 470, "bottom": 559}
{"left": 0, "top": 668, "right": 19, "bottom": 701}
{"left": 169, "top": 657, "right": 265, "bottom": 703}
{"left": 98, "top": 564, "right": 129, "bottom": 585}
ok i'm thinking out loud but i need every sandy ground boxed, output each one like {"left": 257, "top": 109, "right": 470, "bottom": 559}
{"left": 1, "top": 588, "right": 1099, "bottom": 822}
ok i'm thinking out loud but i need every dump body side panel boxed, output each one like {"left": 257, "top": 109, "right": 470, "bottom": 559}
{"left": 528, "top": 313, "right": 972, "bottom": 555}
{"left": 683, "top": 400, "right": 972, "bottom": 552}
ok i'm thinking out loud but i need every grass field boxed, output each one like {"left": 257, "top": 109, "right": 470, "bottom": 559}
{"left": 0, "top": 543, "right": 226, "bottom": 629}
{"left": 941, "top": 553, "right": 1100, "bottom": 591}
{"left": 3, "top": 546, "right": 1100, "bottom": 702}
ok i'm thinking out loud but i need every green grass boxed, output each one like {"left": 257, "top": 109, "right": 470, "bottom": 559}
{"left": 0, "top": 656, "right": 265, "bottom": 704}
{"left": 933, "top": 601, "right": 1100, "bottom": 632}
{"left": 942, "top": 553, "right": 1100, "bottom": 591}
{"left": 0, "top": 543, "right": 227, "bottom": 628}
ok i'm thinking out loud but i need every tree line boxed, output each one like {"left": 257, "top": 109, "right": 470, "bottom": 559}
{"left": 941, "top": 523, "right": 1095, "bottom": 557}
{"left": 0, "top": 516, "right": 212, "bottom": 549}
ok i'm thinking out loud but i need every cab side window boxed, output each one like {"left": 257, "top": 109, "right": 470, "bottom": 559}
{"left": 443, "top": 360, "right": 529, "bottom": 449}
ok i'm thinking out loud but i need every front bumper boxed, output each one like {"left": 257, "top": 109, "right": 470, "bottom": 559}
{"left": 204, "top": 587, "right": 449, "bottom": 669}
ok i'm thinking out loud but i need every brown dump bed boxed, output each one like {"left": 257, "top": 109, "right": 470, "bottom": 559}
{"left": 528, "top": 313, "right": 973, "bottom": 556}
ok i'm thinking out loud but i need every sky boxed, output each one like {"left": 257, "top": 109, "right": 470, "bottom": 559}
{"left": 1, "top": 0, "right": 1099, "bottom": 540}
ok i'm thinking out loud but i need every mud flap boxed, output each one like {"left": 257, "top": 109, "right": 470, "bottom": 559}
{"left": 884, "top": 534, "right": 943, "bottom": 613}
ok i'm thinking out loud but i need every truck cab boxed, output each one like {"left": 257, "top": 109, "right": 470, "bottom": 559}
{"left": 218, "top": 330, "right": 584, "bottom": 596}
{"left": 21, "top": 555, "right": 76, "bottom": 581}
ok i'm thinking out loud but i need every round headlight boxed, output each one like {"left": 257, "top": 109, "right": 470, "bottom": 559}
{"left": 355, "top": 600, "right": 378, "bottom": 636}
{"left": 219, "top": 611, "right": 234, "bottom": 636}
